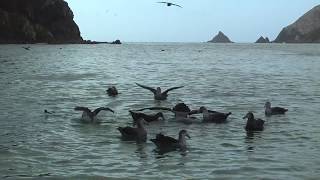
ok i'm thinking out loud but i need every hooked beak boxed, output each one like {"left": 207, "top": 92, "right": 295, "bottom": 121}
{"left": 243, "top": 115, "right": 248, "bottom": 119}
{"left": 186, "top": 133, "right": 191, "bottom": 139}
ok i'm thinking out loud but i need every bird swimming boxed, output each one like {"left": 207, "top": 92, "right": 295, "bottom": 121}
{"left": 264, "top": 102, "right": 288, "bottom": 116}
{"left": 151, "top": 130, "right": 190, "bottom": 152}
{"left": 118, "top": 118, "right": 148, "bottom": 143}
{"left": 197, "top": 106, "right": 232, "bottom": 123}
{"left": 135, "top": 83, "right": 184, "bottom": 100}
{"left": 106, "top": 86, "right": 119, "bottom": 97}
{"left": 243, "top": 112, "right": 265, "bottom": 131}
{"left": 44, "top": 109, "right": 54, "bottom": 114}
{"left": 129, "top": 110, "right": 165, "bottom": 123}
{"left": 23, "top": 46, "right": 30, "bottom": 50}
{"left": 74, "top": 106, "right": 114, "bottom": 123}
{"left": 157, "top": 2, "right": 182, "bottom": 8}
{"left": 137, "top": 103, "right": 198, "bottom": 124}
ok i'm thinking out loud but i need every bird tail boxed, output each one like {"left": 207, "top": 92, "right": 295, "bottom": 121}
{"left": 226, "top": 112, "right": 232, "bottom": 116}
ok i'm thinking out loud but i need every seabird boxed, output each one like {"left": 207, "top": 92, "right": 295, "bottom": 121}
{"left": 135, "top": 83, "right": 184, "bottom": 100}
{"left": 198, "top": 106, "right": 232, "bottom": 123}
{"left": 106, "top": 86, "right": 119, "bottom": 97}
{"left": 74, "top": 106, "right": 114, "bottom": 122}
{"left": 151, "top": 130, "right": 190, "bottom": 152}
{"left": 118, "top": 118, "right": 148, "bottom": 143}
{"left": 129, "top": 110, "right": 165, "bottom": 123}
{"left": 137, "top": 103, "right": 197, "bottom": 124}
{"left": 264, "top": 102, "right": 288, "bottom": 116}
{"left": 157, "top": 2, "right": 182, "bottom": 8}
{"left": 23, "top": 47, "right": 31, "bottom": 50}
{"left": 44, "top": 109, "right": 54, "bottom": 114}
{"left": 243, "top": 112, "right": 265, "bottom": 131}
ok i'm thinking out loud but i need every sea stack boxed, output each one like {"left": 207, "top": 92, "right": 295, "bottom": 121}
{"left": 0, "top": 0, "right": 83, "bottom": 44}
{"left": 208, "top": 31, "right": 233, "bottom": 43}
{"left": 274, "top": 5, "right": 320, "bottom": 43}
{"left": 255, "top": 36, "right": 270, "bottom": 43}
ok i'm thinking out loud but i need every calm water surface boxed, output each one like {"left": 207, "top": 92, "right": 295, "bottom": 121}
{"left": 0, "top": 43, "right": 320, "bottom": 179}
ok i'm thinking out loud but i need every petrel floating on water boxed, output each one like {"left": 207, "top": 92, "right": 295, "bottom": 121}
{"left": 135, "top": 83, "right": 184, "bottom": 100}
{"left": 157, "top": 2, "right": 182, "bottom": 8}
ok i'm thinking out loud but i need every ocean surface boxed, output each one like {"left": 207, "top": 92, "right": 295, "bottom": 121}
{"left": 0, "top": 43, "right": 319, "bottom": 179}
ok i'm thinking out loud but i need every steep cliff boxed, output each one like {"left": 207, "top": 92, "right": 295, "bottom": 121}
{"left": 274, "top": 5, "right": 320, "bottom": 43}
{"left": 208, "top": 31, "right": 233, "bottom": 43}
{"left": 0, "top": 0, "right": 82, "bottom": 44}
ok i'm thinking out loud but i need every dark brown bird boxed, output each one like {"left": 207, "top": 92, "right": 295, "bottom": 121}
{"left": 118, "top": 118, "right": 148, "bottom": 143}
{"left": 151, "top": 130, "right": 190, "bottom": 151}
{"left": 198, "top": 107, "right": 232, "bottom": 123}
{"left": 157, "top": 2, "right": 183, "bottom": 8}
{"left": 243, "top": 112, "right": 265, "bottom": 131}
{"left": 106, "top": 86, "right": 119, "bottom": 97}
{"left": 129, "top": 110, "right": 164, "bottom": 123}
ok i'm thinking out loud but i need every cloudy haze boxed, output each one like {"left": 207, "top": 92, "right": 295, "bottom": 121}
{"left": 65, "top": 0, "right": 320, "bottom": 42}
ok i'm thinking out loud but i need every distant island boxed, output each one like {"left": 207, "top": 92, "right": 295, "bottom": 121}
{"left": 208, "top": 31, "right": 233, "bottom": 43}
{"left": 255, "top": 36, "right": 270, "bottom": 43}
{"left": 274, "top": 5, "right": 320, "bottom": 43}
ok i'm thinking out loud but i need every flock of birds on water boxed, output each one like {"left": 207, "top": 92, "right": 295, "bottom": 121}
{"left": 45, "top": 83, "right": 288, "bottom": 154}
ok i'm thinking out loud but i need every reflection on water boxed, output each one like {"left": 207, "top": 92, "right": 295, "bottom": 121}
{"left": 0, "top": 43, "right": 320, "bottom": 179}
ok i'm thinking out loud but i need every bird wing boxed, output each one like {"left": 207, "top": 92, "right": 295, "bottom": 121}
{"left": 162, "top": 86, "right": 184, "bottom": 94}
{"left": 256, "top": 119, "right": 265, "bottom": 126}
{"left": 74, "top": 106, "right": 91, "bottom": 113}
{"left": 161, "top": 135, "right": 178, "bottom": 144}
{"left": 188, "top": 109, "right": 201, "bottom": 115}
{"left": 118, "top": 127, "right": 137, "bottom": 136}
{"left": 93, "top": 107, "right": 114, "bottom": 115}
{"left": 135, "top": 83, "right": 157, "bottom": 94}
{"left": 136, "top": 107, "right": 173, "bottom": 112}
{"left": 272, "top": 107, "right": 288, "bottom": 112}
{"left": 157, "top": 2, "right": 168, "bottom": 4}
{"left": 153, "top": 133, "right": 178, "bottom": 145}
{"left": 172, "top": 103, "right": 191, "bottom": 112}
{"left": 171, "top": 3, "right": 183, "bottom": 8}
{"left": 208, "top": 110, "right": 219, "bottom": 113}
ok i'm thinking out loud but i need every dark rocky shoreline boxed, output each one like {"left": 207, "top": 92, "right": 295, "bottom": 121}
{"left": 0, "top": 0, "right": 83, "bottom": 44}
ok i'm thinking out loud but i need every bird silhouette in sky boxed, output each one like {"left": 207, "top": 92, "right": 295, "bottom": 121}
{"left": 157, "top": 2, "right": 183, "bottom": 8}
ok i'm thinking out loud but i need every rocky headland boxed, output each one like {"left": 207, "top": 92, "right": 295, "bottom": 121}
{"left": 274, "top": 5, "right": 320, "bottom": 43}
{"left": 0, "top": 0, "right": 82, "bottom": 44}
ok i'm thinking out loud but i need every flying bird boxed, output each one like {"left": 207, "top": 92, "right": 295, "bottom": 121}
{"left": 157, "top": 2, "right": 182, "bottom": 8}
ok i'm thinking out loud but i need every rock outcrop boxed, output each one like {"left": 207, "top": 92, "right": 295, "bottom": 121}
{"left": 0, "top": 0, "right": 83, "bottom": 44}
{"left": 208, "top": 31, "right": 233, "bottom": 43}
{"left": 82, "top": 39, "right": 122, "bottom": 45}
{"left": 274, "top": 5, "right": 320, "bottom": 43}
{"left": 255, "top": 36, "right": 270, "bottom": 43}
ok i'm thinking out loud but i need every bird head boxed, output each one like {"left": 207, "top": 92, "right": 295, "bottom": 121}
{"left": 243, "top": 112, "right": 254, "bottom": 120}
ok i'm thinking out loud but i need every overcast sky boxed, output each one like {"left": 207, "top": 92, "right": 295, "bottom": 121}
{"left": 65, "top": 0, "right": 320, "bottom": 42}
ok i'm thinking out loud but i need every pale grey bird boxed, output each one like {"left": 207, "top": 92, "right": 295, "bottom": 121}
{"left": 135, "top": 83, "right": 184, "bottom": 100}
{"left": 74, "top": 106, "right": 114, "bottom": 123}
